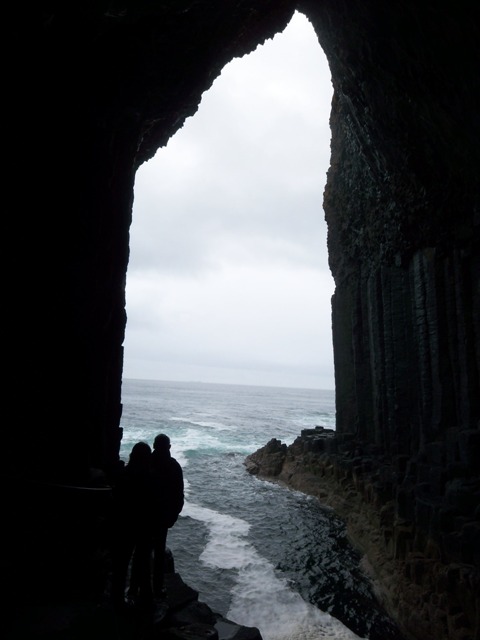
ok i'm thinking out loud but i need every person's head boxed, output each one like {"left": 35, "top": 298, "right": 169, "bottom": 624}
{"left": 128, "top": 441, "right": 152, "bottom": 467}
{"left": 153, "top": 433, "right": 171, "bottom": 453}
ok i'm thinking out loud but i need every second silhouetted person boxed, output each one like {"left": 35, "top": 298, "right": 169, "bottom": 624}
{"left": 150, "top": 433, "right": 184, "bottom": 597}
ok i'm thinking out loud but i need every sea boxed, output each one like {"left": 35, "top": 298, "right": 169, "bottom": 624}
{"left": 119, "top": 378, "right": 405, "bottom": 640}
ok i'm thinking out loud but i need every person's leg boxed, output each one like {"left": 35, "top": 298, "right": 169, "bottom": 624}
{"left": 127, "top": 546, "right": 140, "bottom": 600}
{"left": 112, "top": 536, "right": 134, "bottom": 608}
{"left": 132, "top": 537, "right": 153, "bottom": 608}
{"left": 152, "top": 527, "right": 168, "bottom": 597}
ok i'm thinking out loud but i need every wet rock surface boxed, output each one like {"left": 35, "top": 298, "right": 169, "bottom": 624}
{"left": 245, "top": 430, "right": 479, "bottom": 640}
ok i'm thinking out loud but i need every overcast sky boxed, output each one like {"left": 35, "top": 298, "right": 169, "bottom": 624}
{"left": 122, "top": 11, "right": 335, "bottom": 390}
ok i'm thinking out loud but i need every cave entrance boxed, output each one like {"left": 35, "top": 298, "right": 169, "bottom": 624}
{"left": 124, "top": 10, "right": 334, "bottom": 392}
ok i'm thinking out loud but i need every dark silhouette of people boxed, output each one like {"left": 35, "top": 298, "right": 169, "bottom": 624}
{"left": 111, "top": 441, "right": 153, "bottom": 610}
{"left": 149, "top": 433, "right": 184, "bottom": 597}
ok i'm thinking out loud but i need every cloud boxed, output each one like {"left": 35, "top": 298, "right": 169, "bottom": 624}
{"left": 124, "top": 11, "right": 335, "bottom": 390}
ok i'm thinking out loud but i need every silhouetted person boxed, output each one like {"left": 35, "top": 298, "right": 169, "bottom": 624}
{"left": 150, "top": 433, "right": 184, "bottom": 597}
{"left": 111, "top": 441, "right": 153, "bottom": 609}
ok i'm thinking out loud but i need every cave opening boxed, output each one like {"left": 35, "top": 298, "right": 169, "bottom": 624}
{"left": 123, "top": 10, "right": 335, "bottom": 393}
{"left": 115, "top": 16, "right": 345, "bottom": 633}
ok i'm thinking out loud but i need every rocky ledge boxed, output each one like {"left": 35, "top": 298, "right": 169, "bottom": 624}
{"left": 7, "top": 552, "right": 262, "bottom": 640}
{"left": 244, "top": 428, "right": 479, "bottom": 640}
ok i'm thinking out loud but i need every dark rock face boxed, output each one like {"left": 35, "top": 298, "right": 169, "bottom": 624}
{"left": 4, "top": 3, "right": 479, "bottom": 640}
{"left": 245, "top": 430, "right": 479, "bottom": 640}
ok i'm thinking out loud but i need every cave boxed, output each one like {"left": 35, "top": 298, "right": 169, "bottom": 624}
{"left": 4, "top": 3, "right": 479, "bottom": 640}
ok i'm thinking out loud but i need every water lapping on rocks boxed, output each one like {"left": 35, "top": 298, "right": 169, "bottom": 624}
{"left": 120, "top": 379, "right": 404, "bottom": 639}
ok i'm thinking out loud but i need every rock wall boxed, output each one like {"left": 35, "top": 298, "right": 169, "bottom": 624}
{"left": 245, "top": 430, "right": 479, "bottom": 640}
{"left": 296, "top": 4, "right": 480, "bottom": 638}
{"left": 5, "top": 0, "right": 298, "bottom": 485}
{"left": 3, "top": 3, "right": 479, "bottom": 640}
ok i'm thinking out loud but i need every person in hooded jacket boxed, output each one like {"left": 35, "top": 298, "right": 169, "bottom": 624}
{"left": 149, "top": 433, "right": 184, "bottom": 597}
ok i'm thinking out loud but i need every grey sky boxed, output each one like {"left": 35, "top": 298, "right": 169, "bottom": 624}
{"left": 123, "top": 11, "right": 335, "bottom": 390}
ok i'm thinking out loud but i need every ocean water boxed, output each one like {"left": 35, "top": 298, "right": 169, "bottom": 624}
{"left": 119, "top": 379, "right": 404, "bottom": 640}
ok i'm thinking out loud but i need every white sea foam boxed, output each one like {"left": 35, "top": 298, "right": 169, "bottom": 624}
{"left": 182, "top": 501, "right": 250, "bottom": 568}
{"left": 171, "top": 428, "right": 222, "bottom": 462}
{"left": 182, "top": 500, "right": 365, "bottom": 640}
{"left": 171, "top": 416, "right": 237, "bottom": 431}
{"left": 119, "top": 427, "right": 160, "bottom": 459}
{"left": 173, "top": 427, "right": 253, "bottom": 462}
{"left": 228, "top": 560, "right": 365, "bottom": 640}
